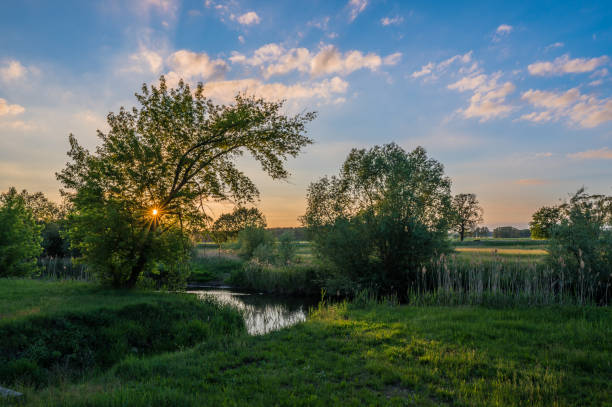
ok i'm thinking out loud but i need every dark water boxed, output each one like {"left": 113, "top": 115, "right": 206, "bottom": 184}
{"left": 188, "top": 287, "right": 318, "bottom": 335}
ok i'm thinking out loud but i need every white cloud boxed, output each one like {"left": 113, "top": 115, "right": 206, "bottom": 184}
{"left": 493, "top": 24, "right": 513, "bottom": 42}
{"left": 200, "top": 76, "right": 348, "bottom": 104}
{"left": 411, "top": 51, "right": 473, "bottom": 79}
{"left": 567, "top": 147, "right": 612, "bottom": 160}
{"left": 166, "top": 50, "right": 229, "bottom": 80}
{"left": 233, "top": 11, "right": 260, "bottom": 25}
{"left": 496, "top": 24, "right": 513, "bottom": 34}
{"left": 231, "top": 43, "right": 400, "bottom": 78}
{"left": 238, "top": 35, "right": 245, "bottom": 44}
{"left": 0, "top": 60, "right": 28, "bottom": 81}
{"left": 347, "top": 0, "right": 367, "bottom": 22}
{"left": 544, "top": 42, "right": 564, "bottom": 51}
{"left": 138, "top": 0, "right": 178, "bottom": 19}
{"left": 124, "top": 46, "right": 164, "bottom": 74}
{"left": 449, "top": 72, "right": 515, "bottom": 121}
{"left": 381, "top": 16, "right": 403, "bottom": 26}
{"left": 521, "top": 88, "right": 612, "bottom": 128}
{"left": 528, "top": 54, "right": 609, "bottom": 76}
{"left": 0, "top": 98, "right": 25, "bottom": 116}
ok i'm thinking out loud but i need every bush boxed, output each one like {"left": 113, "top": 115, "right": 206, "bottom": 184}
{"left": 237, "top": 226, "right": 275, "bottom": 260}
{"left": 0, "top": 187, "right": 43, "bottom": 277}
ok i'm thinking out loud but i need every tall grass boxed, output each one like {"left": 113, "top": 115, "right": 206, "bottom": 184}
{"left": 409, "top": 253, "right": 607, "bottom": 306}
{"left": 37, "top": 257, "right": 93, "bottom": 281}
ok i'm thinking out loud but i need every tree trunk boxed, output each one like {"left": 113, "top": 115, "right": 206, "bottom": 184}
{"left": 460, "top": 225, "right": 465, "bottom": 241}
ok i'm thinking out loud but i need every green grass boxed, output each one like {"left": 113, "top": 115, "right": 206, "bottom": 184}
{"left": 22, "top": 302, "right": 612, "bottom": 406}
{"left": 0, "top": 279, "right": 245, "bottom": 389}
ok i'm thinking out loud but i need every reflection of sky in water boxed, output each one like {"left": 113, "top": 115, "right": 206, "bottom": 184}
{"left": 188, "top": 289, "right": 315, "bottom": 335}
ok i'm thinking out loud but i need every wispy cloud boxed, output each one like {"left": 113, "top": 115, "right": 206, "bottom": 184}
{"left": 411, "top": 51, "right": 473, "bottom": 79}
{"left": 528, "top": 54, "right": 609, "bottom": 76}
{"left": 448, "top": 72, "right": 515, "bottom": 121}
{"left": 230, "top": 43, "right": 401, "bottom": 79}
{"left": 347, "top": 0, "right": 367, "bottom": 22}
{"left": 521, "top": 88, "right": 612, "bottom": 128}
{"left": 544, "top": 42, "right": 564, "bottom": 51}
{"left": 380, "top": 16, "right": 403, "bottom": 26}
{"left": 567, "top": 147, "right": 612, "bottom": 160}
{"left": 0, "top": 98, "right": 25, "bottom": 116}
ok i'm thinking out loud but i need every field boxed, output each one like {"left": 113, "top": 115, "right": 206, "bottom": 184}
{"left": 17, "top": 296, "right": 612, "bottom": 407}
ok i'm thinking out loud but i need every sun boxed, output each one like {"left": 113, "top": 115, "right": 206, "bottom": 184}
{"left": 152, "top": 208, "right": 158, "bottom": 216}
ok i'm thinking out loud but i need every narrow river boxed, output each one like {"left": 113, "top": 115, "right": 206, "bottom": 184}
{"left": 188, "top": 287, "right": 319, "bottom": 335}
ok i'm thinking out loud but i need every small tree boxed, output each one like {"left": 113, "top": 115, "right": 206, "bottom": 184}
{"left": 451, "top": 193, "right": 483, "bottom": 241}
{"left": 237, "top": 226, "right": 275, "bottom": 260}
{"left": 0, "top": 188, "right": 43, "bottom": 277}
{"left": 529, "top": 205, "right": 561, "bottom": 239}
{"left": 58, "top": 77, "right": 314, "bottom": 288}
{"left": 302, "top": 143, "right": 453, "bottom": 297}
{"left": 211, "top": 207, "right": 266, "bottom": 252}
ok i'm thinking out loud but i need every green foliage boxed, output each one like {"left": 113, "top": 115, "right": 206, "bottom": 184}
{"left": 493, "top": 226, "right": 530, "bottom": 238}
{"left": 451, "top": 193, "right": 484, "bottom": 241}
{"left": 302, "top": 143, "right": 453, "bottom": 298}
{"left": 0, "top": 187, "right": 43, "bottom": 277}
{"left": 530, "top": 205, "right": 562, "bottom": 239}
{"left": 211, "top": 207, "right": 267, "bottom": 245}
{"left": 237, "top": 226, "right": 275, "bottom": 260}
{"left": 546, "top": 189, "right": 612, "bottom": 304}
{"left": 277, "top": 231, "right": 297, "bottom": 265}
{"left": 57, "top": 77, "right": 314, "bottom": 288}
{"left": 0, "top": 283, "right": 244, "bottom": 388}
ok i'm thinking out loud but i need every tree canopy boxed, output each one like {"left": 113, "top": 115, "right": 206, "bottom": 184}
{"left": 451, "top": 193, "right": 483, "bottom": 241}
{"left": 57, "top": 77, "right": 315, "bottom": 287}
{"left": 302, "top": 143, "right": 453, "bottom": 297}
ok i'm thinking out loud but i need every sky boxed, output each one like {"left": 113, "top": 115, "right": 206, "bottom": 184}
{"left": 1, "top": 0, "right": 611, "bottom": 228}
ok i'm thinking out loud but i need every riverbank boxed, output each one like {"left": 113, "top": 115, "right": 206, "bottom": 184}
{"left": 15, "top": 292, "right": 612, "bottom": 406}
{"left": 0, "top": 280, "right": 245, "bottom": 391}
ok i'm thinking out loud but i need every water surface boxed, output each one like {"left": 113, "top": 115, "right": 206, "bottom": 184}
{"left": 189, "top": 287, "right": 317, "bottom": 335}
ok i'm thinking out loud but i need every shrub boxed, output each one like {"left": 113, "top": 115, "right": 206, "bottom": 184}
{"left": 237, "top": 226, "right": 275, "bottom": 260}
{"left": 228, "top": 261, "right": 322, "bottom": 296}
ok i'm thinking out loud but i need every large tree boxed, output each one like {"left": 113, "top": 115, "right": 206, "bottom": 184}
{"left": 58, "top": 77, "right": 314, "bottom": 288}
{"left": 302, "top": 143, "right": 453, "bottom": 297}
{"left": 451, "top": 193, "right": 484, "bottom": 241}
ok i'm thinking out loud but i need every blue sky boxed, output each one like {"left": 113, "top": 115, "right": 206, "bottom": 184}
{"left": 1, "top": 0, "right": 611, "bottom": 227}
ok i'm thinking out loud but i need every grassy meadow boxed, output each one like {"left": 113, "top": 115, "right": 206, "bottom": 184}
{"left": 16, "top": 299, "right": 612, "bottom": 406}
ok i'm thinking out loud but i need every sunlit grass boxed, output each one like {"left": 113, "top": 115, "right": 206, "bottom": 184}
{"left": 455, "top": 247, "right": 547, "bottom": 255}
{"left": 25, "top": 302, "right": 612, "bottom": 406}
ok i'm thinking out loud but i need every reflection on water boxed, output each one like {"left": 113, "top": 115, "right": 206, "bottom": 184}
{"left": 188, "top": 288, "right": 317, "bottom": 335}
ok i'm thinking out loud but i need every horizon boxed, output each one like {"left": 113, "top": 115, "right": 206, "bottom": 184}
{"left": 1, "top": 0, "right": 611, "bottom": 228}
